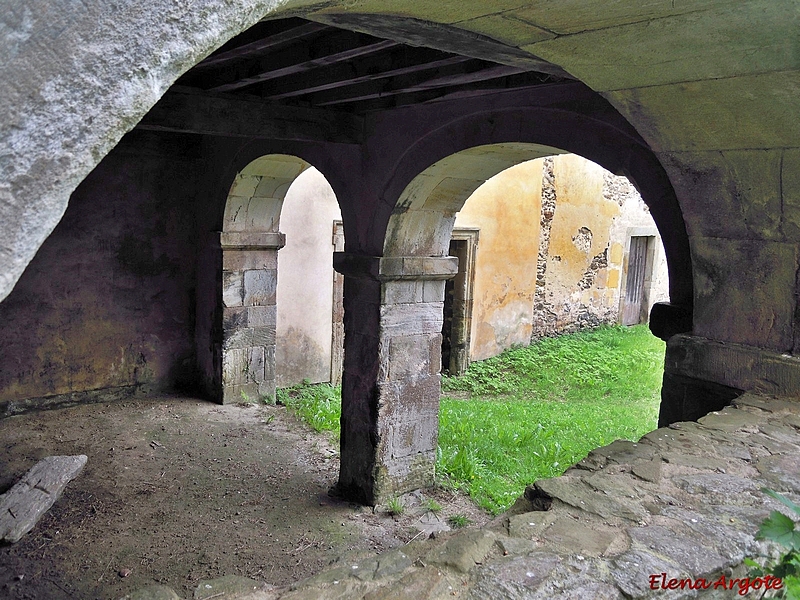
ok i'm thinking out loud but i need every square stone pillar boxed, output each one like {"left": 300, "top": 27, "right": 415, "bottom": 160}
{"left": 332, "top": 253, "right": 458, "bottom": 505}
{"left": 219, "top": 232, "right": 285, "bottom": 404}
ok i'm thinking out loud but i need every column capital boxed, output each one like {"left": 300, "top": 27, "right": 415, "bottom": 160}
{"left": 219, "top": 231, "right": 286, "bottom": 250}
{"left": 333, "top": 253, "right": 457, "bottom": 281}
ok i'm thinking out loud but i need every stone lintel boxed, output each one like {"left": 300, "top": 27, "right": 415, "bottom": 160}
{"left": 219, "top": 231, "right": 286, "bottom": 250}
{"left": 666, "top": 334, "right": 800, "bottom": 398}
{"left": 333, "top": 252, "right": 458, "bottom": 281}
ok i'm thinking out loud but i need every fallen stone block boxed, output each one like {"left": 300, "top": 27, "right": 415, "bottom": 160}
{"left": 0, "top": 454, "right": 88, "bottom": 544}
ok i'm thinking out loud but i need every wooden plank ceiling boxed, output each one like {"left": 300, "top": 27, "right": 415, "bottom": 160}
{"left": 174, "top": 17, "right": 567, "bottom": 114}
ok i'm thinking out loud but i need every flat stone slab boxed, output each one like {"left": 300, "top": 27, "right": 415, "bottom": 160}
{"left": 535, "top": 477, "right": 648, "bottom": 522}
{"left": 0, "top": 454, "right": 87, "bottom": 544}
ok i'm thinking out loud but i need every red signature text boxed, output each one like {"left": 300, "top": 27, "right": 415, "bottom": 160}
{"left": 648, "top": 573, "right": 783, "bottom": 596}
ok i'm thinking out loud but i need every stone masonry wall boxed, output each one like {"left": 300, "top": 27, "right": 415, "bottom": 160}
{"left": 530, "top": 154, "right": 668, "bottom": 341}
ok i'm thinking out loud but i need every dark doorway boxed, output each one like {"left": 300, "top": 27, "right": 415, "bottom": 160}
{"left": 441, "top": 229, "right": 479, "bottom": 375}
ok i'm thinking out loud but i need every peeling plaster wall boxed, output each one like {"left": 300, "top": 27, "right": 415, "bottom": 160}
{"left": 455, "top": 154, "right": 668, "bottom": 362}
{"left": 606, "top": 171, "right": 670, "bottom": 319}
{"left": 0, "top": 132, "right": 203, "bottom": 413}
{"left": 539, "top": 155, "right": 619, "bottom": 334}
{"left": 275, "top": 167, "right": 342, "bottom": 387}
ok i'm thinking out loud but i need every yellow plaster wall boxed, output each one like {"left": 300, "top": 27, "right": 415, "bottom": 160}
{"left": 454, "top": 159, "right": 543, "bottom": 361}
{"left": 453, "top": 154, "right": 664, "bottom": 363}
{"left": 544, "top": 155, "right": 622, "bottom": 329}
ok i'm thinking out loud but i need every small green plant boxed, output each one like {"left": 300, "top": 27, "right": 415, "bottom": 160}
{"left": 745, "top": 488, "right": 800, "bottom": 598}
{"left": 448, "top": 514, "right": 471, "bottom": 528}
{"left": 423, "top": 498, "right": 442, "bottom": 514}
{"left": 386, "top": 496, "right": 404, "bottom": 516}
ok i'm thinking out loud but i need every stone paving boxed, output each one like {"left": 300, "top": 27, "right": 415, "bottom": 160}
{"left": 123, "top": 393, "right": 800, "bottom": 599}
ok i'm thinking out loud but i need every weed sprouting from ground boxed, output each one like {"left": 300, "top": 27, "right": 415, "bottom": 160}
{"left": 276, "top": 325, "right": 664, "bottom": 516}
{"left": 423, "top": 498, "right": 442, "bottom": 514}
{"left": 448, "top": 514, "right": 471, "bottom": 528}
{"left": 386, "top": 496, "right": 405, "bottom": 516}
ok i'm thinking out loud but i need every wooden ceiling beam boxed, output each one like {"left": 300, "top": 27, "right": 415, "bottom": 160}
{"left": 325, "top": 73, "right": 562, "bottom": 113}
{"left": 259, "top": 49, "right": 469, "bottom": 100}
{"left": 194, "top": 22, "right": 328, "bottom": 70}
{"left": 135, "top": 88, "right": 363, "bottom": 144}
{"left": 310, "top": 62, "right": 525, "bottom": 107}
{"left": 206, "top": 33, "right": 399, "bottom": 93}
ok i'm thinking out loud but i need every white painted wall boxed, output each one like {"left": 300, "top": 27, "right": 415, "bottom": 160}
{"left": 275, "top": 167, "right": 341, "bottom": 387}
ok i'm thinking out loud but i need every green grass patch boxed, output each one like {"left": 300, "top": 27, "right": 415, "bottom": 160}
{"left": 438, "top": 325, "right": 664, "bottom": 513}
{"left": 276, "top": 325, "right": 664, "bottom": 515}
{"left": 276, "top": 381, "right": 341, "bottom": 438}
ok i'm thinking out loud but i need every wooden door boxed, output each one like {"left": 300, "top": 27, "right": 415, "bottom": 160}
{"left": 622, "top": 236, "right": 649, "bottom": 325}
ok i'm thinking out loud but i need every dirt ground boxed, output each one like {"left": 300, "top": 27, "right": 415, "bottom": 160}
{"left": 0, "top": 396, "right": 489, "bottom": 600}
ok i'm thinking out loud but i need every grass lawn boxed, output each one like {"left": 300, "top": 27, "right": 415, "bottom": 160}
{"left": 277, "top": 324, "right": 665, "bottom": 515}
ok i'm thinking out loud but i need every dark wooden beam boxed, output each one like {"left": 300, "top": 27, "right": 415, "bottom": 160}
{"left": 211, "top": 39, "right": 398, "bottom": 93}
{"left": 198, "top": 29, "right": 398, "bottom": 93}
{"left": 194, "top": 22, "right": 327, "bottom": 70}
{"left": 135, "top": 88, "right": 363, "bottom": 144}
{"left": 259, "top": 48, "right": 469, "bottom": 100}
{"left": 310, "top": 13, "right": 573, "bottom": 79}
{"left": 325, "top": 73, "right": 563, "bottom": 113}
{"left": 308, "top": 60, "right": 524, "bottom": 107}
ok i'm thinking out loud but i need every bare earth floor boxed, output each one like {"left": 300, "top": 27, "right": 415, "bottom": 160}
{"left": 0, "top": 396, "right": 489, "bottom": 600}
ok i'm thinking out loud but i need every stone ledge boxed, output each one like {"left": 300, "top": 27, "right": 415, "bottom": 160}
{"left": 1, "top": 384, "right": 148, "bottom": 419}
{"left": 333, "top": 253, "right": 458, "bottom": 282}
{"left": 665, "top": 334, "right": 800, "bottom": 398}
{"left": 219, "top": 231, "right": 286, "bottom": 250}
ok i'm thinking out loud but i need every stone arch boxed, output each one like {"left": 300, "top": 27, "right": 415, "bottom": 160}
{"left": 222, "top": 154, "right": 310, "bottom": 234}
{"left": 383, "top": 143, "right": 564, "bottom": 258}
{"left": 211, "top": 154, "right": 314, "bottom": 404}
{"left": 337, "top": 115, "right": 690, "bottom": 501}
{"left": 378, "top": 107, "right": 692, "bottom": 313}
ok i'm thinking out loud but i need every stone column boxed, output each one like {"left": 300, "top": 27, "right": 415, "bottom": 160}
{"left": 219, "top": 231, "right": 284, "bottom": 404}
{"left": 332, "top": 253, "right": 458, "bottom": 505}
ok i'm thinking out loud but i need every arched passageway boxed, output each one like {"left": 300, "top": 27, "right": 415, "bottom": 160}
{"left": 5, "top": 6, "right": 796, "bottom": 514}
{"left": 196, "top": 154, "right": 345, "bottom": 404}
{"left": 334, "top": 120, "right": 690, "bottom": 502}
{"left": 275, "top": 167, "right": 343, "bottom": 388}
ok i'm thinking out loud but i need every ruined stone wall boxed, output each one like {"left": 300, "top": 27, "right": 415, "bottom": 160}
{"left": 451, "top": 154, "right": 668, "bottom": 364}
{"left": 530, "top": 154, "right": 668, "bottom": 340}
{"left": 275, "top": 167, "right": 342, "bottom": 387}
{"left": 0, "top": 131, "right": 205, "bottom": 414}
